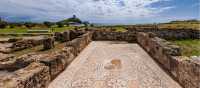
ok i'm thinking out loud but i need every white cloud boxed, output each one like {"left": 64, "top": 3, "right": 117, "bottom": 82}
{"left": 0, "top": 0, "right": 172, "bottom": 22}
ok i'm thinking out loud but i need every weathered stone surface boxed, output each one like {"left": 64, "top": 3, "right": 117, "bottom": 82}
{"left": 8, "top": 38, "right": 22, "bottom": 43}
{"left": 170, "top": 56, "right": 200, "bottom": 88}
{"left": 137, "top": 32, "right": 200, "bottom": 88}
{"left": 43, "top": 37, "right": 55, "bottom": 50}
{"left": 66, "top": 32, "right": 93, "bottom": 54}
{"left": 137, "top": 32, "right": 181, "bottom": 70}
{"left": 0, "top": 32, "right": 93, "bottom": 87}
{"left": 92, "top": 30, "right": 136, "bottom": 42}
{"left": 0, "top": 53, "right": 48, "bottom": 70}
{"left": 0, "top": 53, "right": 14, "bottom": 61}
{"left": 127, "top": 27, "right": 200, "bottom": 39}
{"left": 63, "top": 31, "right": 70, "bottom": 42}
{"left": 40, "top": 52, "right": 68, "bottom": 79}
{"left": 0, "top": 62, "right": 50, "bottom": 88}
{"left": 54, "top": 32, "right": 63, "bottom": 41}
{"left": 11, "top": 39, "right": 43, "bottom": 51}
{"left": 0, "top": 43, "right": 12, "bottom": 53}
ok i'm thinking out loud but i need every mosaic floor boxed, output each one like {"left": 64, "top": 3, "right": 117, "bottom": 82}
{"left": 49, "top": 41, "right": 182, "bottom": 88}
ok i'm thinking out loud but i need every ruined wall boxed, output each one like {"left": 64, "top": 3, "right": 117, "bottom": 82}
{"left": 0, "top": 29, "right": 199, "bottom": 88}
{"left": 54, "top": 30, "right": 85, "bottom": 42}
{"left": 137, "top": 32, "right": 200, "bottom": 88}
{"left": 92, "top": 30, "right": 136, "bottom": 42}
{"left": 0, "top": 31, "right": 93, "bottom": 88}
{"left": 128, "top": 28, "right": 200, "bottom": 39}
{"left": 92, "top": 28, "right": 200, "bottom": 42}
{"left": 0, "top": 62, "right": 50, "bottom": 88}
{"left": 11, "top": 38, "right": 44, "bottom": 52}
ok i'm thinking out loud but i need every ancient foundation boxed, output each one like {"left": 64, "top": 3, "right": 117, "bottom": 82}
{"left": 0, "top": 29, "right": 199, "bottom": 88}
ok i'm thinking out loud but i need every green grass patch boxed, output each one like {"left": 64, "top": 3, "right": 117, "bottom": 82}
{"left": 0, "top": 28, "right": 28, "bottom": 33}
{"left": 115, "top": 27, "right": 127, "bottom": 32}
{"left": 158, "top": 23, "right": 200, "bottom": 30}
{"left": 170, "top": 39, "right": 200, "bottom": 56}
{"left": 0, "top": 26, "right": 75, "bottom": 34}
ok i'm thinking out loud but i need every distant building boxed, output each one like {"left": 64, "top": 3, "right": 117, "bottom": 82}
{"left": 68, "top": 22, "right": 84, "bottom": 27}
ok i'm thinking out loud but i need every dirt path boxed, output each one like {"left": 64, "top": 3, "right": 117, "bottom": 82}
{"left": 49, "top": 41, "right": 182, "bottom": 88}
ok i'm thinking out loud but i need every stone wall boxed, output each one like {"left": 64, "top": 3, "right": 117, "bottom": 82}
{"left": 128, "top": 28, "right": 200, "bottom": 39}
{"left": 11, "top": 38, "right": 44, "bottom": 52}
{"left": 54, "top": 30, "right": 85, "bottom": 42}
{"left": 0, "top": 32, "right": 93, "bottom": 88}
{"left": 43, "top": 37, "right": 55, "bottom": 50}
{"left": 137, "top": 32, "right": 200, "bottom": 88}
{"left": 92, "top": 28, "right": 200, "bottom": 42}
{"left": 92, "top": 30, "right": 136, "bottom": 42}
{"left": 0, "top": 62, "right": 50, "bottom": 88}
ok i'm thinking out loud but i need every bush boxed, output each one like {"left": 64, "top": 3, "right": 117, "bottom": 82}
{"left": 43, "top": 21, "right": 54, "bottom": 28}
{"left": 56, "top": 22, "right": 64, "bottom": 28}
{"left": 0, "top": 22, "right": 7, "bottom": 28}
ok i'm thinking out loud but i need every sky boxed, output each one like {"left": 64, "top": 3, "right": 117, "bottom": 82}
{"left": 0, "top": 0, "right": 199, "bottom": 24}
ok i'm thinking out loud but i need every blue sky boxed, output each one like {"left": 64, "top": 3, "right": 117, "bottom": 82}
{"left": 0, "top": 0, "right": 199, "bottom": 24}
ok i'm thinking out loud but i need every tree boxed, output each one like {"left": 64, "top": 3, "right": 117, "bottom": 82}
{"left": 83, "top": 21, "right": 89, "bottom": 27}
{"left": 67, "top": 17, "right": 82, "bottom": 23}
{"left": 90, "top": 24, "right": 94, "bottom": 27}
{"left": 58, "top": 15, "right": 82, "bottom": 24}
{"left": 9, "top": 23, "right": 15, "bottom": 28}
{"left": 56, "top": 22, "right": 64, "bottom": 28}
{"left": 24, "top": 22, "right": 35, "bottom": 29}
{"left": 72, "top": 15, "right": 76, "bottom": 19}
{"left": 0, "top": 17, "right": 8, "bottom": 29}
{"left": 43, "top": 21, "right": 53, "bottom": 28}
{"left": 0, "top": 22, "right": 7, "bottom": 28}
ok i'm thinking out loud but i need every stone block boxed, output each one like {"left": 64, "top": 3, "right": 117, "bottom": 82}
{"left": 0, "top": 62, "right": 50, "bottom": 88}
{"left": 43, "top": 37, "right": 55, "bottom": 50}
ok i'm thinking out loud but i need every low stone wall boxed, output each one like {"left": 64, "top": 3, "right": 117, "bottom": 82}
{"left": 91, "top": 28, "right": 200, "bottom": 42}
{"left": 54, "top": 30, "right": 85, "bottom": 42}
{"left": 170, "top": 56, "right": 200, "bottom": 88}
{"left": 0, "top": 62, "right": 50, "bottom": 88}
{"left": 0, "top": 32, "right": 93, "bottom": 88}
{"left": 43, "top": 37, "right": 55, "bottom": 50}
{"left": 137, "top": 32, "right": 200, "bottom": 88}
{"left": 11, "top": 38, "right": 44, "bottom": 52}
{"left": 92, "top": 30, "right": 136, "bottom": 42}
{"left": 128, "top": 28, "right": 200, "bottom": 39}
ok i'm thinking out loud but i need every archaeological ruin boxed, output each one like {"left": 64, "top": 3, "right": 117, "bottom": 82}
{"left": 0, "top": 28, "right": 199, "bottom": 88}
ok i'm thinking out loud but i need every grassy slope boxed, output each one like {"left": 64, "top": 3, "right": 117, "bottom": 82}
{"left": 171, "top": 39, "right": 200, "bottom": 56}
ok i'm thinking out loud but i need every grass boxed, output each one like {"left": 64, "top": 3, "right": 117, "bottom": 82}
{"left": 0, "top": 26, "right": 74, "bottom": 34}
{"left": 0, "top": 28, "right": 28, "bottom": 33}
{"left": 114, "top": 27, "right": 127, "bottom": 32}
{"left": 158, "top": 23, "right": 200, "bottom": 30}
{"left": 170, "top": 39, "right": 200, "bottom": 57}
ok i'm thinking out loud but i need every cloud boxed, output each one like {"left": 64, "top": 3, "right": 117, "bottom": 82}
{"left": 0, "top": 0, "right": 172, "bottom": 22}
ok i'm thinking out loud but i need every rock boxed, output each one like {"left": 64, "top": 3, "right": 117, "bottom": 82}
{"left": 11, "top": 39, "right": 43, "bottom": 52}
{"left": 63, "top": 31, "right": 70, "bottom": 42}
{"left": 0, "top": 62, "right": 50, "bottom": 88}
{"left": 43, "top": 37, "right": 55, "bottom": 50}
{"left": 8, "top": 38, "right": 22, "bottom": 43}
{"left": 54, "top": 32, "right": 64, "bottom": 41}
